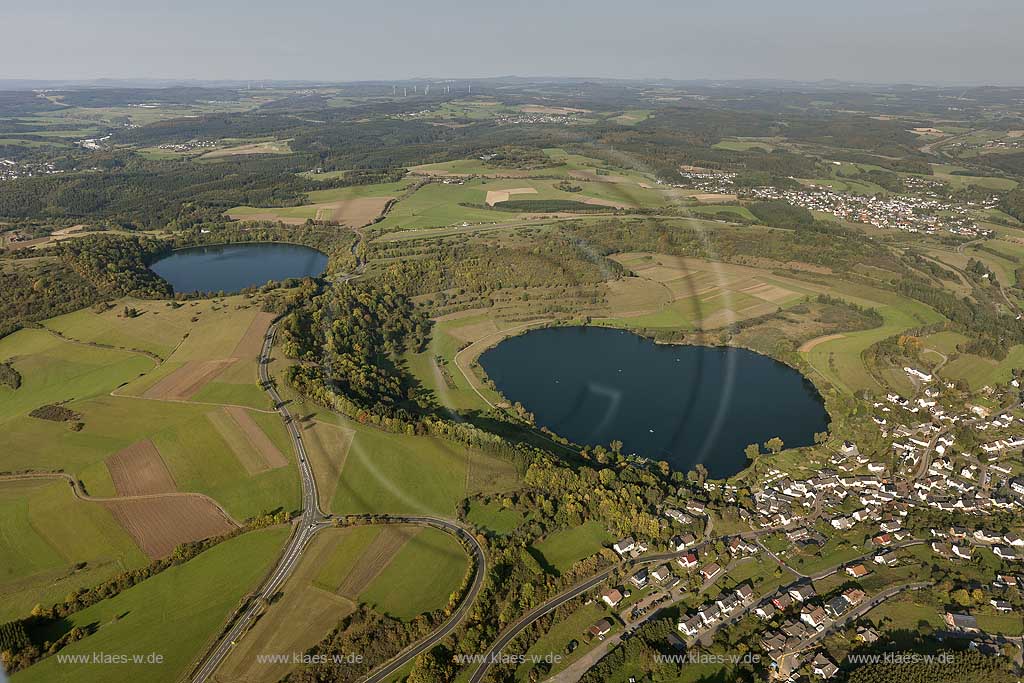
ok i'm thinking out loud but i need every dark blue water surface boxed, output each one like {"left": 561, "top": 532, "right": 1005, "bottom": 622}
{"left": 150, "top": 243, "right": 327, "bottom": 294}
{"left": 479, "top": 326, "right": 829, "bottom": 478}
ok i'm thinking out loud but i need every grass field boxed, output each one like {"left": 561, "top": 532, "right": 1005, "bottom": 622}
{"left": 228, "top": 180, "right": 411, "bottom": 226}
{"left": 219, "top": 527, "right": 359, "bottom": 683}
{"left": 465, "top": 500, "right": 523, "bottom": 534}
{"left": 0, "top": 479, "right": 148, "bottom": 622}
{"left": 3, "top": 299, "right": 298, "bottom": 521}
{"left": 516, "top": 601, "right": 613, "bottom": 681}
{"left": 3, "top": 393, "right": 299, "bottom": 520}
{"left": 13, "top": 527, "right": 288, "bottom": 683}
{"left": 531, "top": 521, "right": 612, "bottom": 574}
{"left": 595, "top": 253, "right": 816, "bottom": 331}
{"left": 404, "top": 310, "right": 530, "bottom": 412}
{"left": 930, "top": 164, "right": 1018, "bottom": 191}
{"left": 800, "top": 281, "right": 943, "bottom": 394}
{"left": 942, "top": 344, "right": 1024, "bottom": 389}
{"left": 359, "top": 526, "right": 469, "bottom": 619}
{"left": 0, "top": 327, "right": 155, "bottom": 424}
{"left": 330, "top": 423, "right": 519, "bottom": 516}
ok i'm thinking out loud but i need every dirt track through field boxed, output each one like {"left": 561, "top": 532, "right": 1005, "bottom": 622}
{"left": 103, "top": 496, "right": 236, "bottom": 559}
{"left": 106, "top": 439, "right": 177, "bottom": 496}
{"left": 142, "top": 359, "right": 237, "bottom": 400}
{"left": 799, "top": 333, "right": 846, "bottom": 353}
{"left": 208, "top": 406, "right": 288, "bottom": 474}
{"left": 336, "top": 525, "right": 418, "bottom": 598}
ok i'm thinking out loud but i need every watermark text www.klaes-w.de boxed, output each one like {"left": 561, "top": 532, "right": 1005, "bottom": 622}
{"left": 453, "top": 652, "right": 564, "bottom": 665}
{"left": 254, "top": 652, "right": 364, "bottom": 665}
{"left": 655, "top": 652, "right": 761, "bottom": 665}
{"left": 845, "top": 652, "right": 955, "bottom": 665}
{"left": 55, "top": 651, "right": 165, "bottom": 665}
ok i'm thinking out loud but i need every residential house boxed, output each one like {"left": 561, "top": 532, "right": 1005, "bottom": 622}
{"left": 812, "top": 653, "right": 839, "bottom": 679}
{"left": 700, "top": 562, "right": 723, "bottom": 582}
{"left": 589, "top": 619, "right": 613, "bottom": 638}
{"left": 613, "top": 537, "right": 635, "bottom": 556}
{"left": 945, "top": 612, "right": 980, "bottom": 633}
{"left": 602, "top": 588, "right": 623, "bottom": 607}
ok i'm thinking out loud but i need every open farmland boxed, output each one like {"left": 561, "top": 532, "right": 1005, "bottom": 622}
{"left": 0, "top": 327, "right": 155, "bottom": 424}
{"left": 227, "top": 181, "right": 408, "bottom": 226}
{"left": 329, "top": 421, "right": 520, "bottom": 516}
{"left": 359, "top": 525, "right": 469, "bottom": 619}
{"left": 217, "top": 528, "right": 358, "bottom": 683}
{"left": 0, "top": 478, "right": 147, "bottom": 622}
{"left": 102, "top": 495, "right": 237, "bottom": 559}
{"left": 12, "top": 527, "right": 288, "bottom": 683}
{"left": 198, "top": 139, "right": 291, "bottom": 159}
{"left": 206, "top": 406, "right": 288, "bottom": 474}
{"left": 596, "top": 253, "right": 815, "bottom": 330}
{"left": 531, "top": 521, "right": 612, "bottom": 574}
{"left": 105, "top": 439, "right": 178, "bottom": 496}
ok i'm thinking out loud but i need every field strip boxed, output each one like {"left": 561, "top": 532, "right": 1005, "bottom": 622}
{"left": 142, "top": 359, "right": 238, "bottom": 400}
{"left": 103, "top": 496, "right": 237, "bottom": 559}
{"left": 453, "top": 318, "right": 554, "bottom": 409}
{"left": 485, "top": 187, "right": 537, "bottom": 206}
{"left": 106, "top": 439, "right": 178, "bottom": 496}
{"left": 0, "top": 472, "right": 241, "bottom": 526}
{"left": 230, "top": 312, "right": 276, "bottom": 359}
{"left": 336, "top": 525, "right": 419, "bottom": 598}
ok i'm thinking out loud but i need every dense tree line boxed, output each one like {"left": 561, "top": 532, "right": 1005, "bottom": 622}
{"left": 57, "top": 234, "right": 172, "bottom": 298}
{"left": 896, "top": 276, "right": 1024, "bottom": 347}
{"left": 844, "top": 649, "right": 1016, "bottom": 683}
{"left": 281, "top": 282, "right": 429, "bottom": 419}
{"left": 0, "top": 522, "right": 281, "bottom": 673}
{"left": 567, "top": 217, "right": 900, "bottom": 273}
{"left": 747, "top": 200, "right": 817, "bottom": 229}
{"left": 289, "top": 606, "right": 441, "bottom": 683}
{"left": 0, "top": 155, "right": 325, "bottom": 228}
{"left": 1001, "top": 187, "right": 1024, "bottom": 223}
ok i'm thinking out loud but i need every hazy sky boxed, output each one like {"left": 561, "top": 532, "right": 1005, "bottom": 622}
{"left": 5, "top": 0, "right": 1022, "bottom": 85}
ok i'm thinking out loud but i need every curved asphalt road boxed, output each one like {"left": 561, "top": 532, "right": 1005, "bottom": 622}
{"left": 358, "top": 516, "right": 486, "bottom": 683}
{"left": 191, "top": 322, "right": 487, "bottom": 683}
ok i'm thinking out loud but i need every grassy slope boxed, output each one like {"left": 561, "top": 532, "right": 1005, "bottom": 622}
{"left": 532, "top": 521, "right": 613, "bottom": 574}
{"left": 330, "top": 424, "right": 518, "bottom": 516}
{"left": 466, "top": 500, "right": 523, "bottom": 535}
{"left": 359, "top": 526, "right": 468, "bottom": 620}
{"left": 13, "top": 527, "right": 288, "bottom": 683}
{"left": 0, "top": 328, "right": 155, "bottom": 424}
{"left": 0, "top": 479, "right": 147, "bottom": 622}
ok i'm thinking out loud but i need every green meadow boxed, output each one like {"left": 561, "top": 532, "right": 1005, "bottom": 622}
{"left": 12, "top": 527, "right": 288, "bottom": 683}
{"left": 0, "top": 479, "right": 147, "bottom": 622}
{"left": 359, "top": 527, "right": 469, "bottom": 619}
{"left": 531, "top": 521, "right": 612, "bottom": 574}
{"left": 330, "top": 422, "right": 519, "bottom": 517}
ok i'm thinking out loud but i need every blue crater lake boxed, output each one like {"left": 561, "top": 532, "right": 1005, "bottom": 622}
{"left": 478, "top": 326, "right": 829, "bottom": 478}
{"left": 150, "top": 243, "right": 328, "bottom": 294}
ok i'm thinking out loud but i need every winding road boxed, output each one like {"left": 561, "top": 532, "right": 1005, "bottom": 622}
{"left": 190, "top": 322, "right": 487, "bottom": 683}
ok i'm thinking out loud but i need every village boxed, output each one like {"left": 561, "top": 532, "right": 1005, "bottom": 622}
{"left": 0, "top": 158, "right": 62, "bottom": 182}
{"left": 558, "top": 366, "right": 1024, "bottom": 681}
{"left": 677, "top": 168, "right": 997, "bottom": 238}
